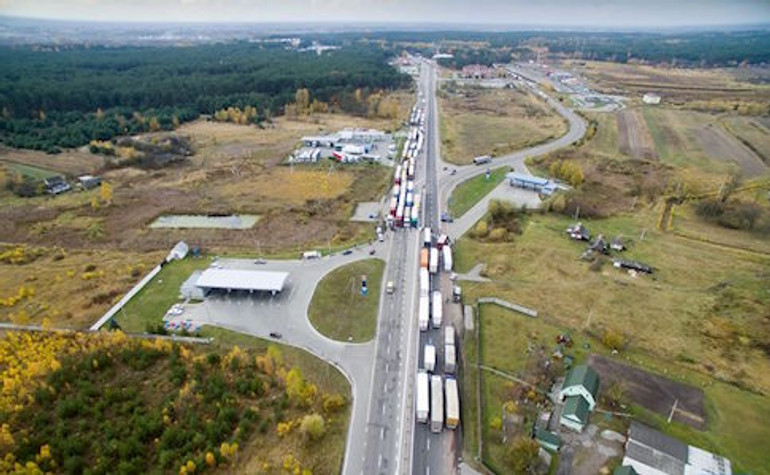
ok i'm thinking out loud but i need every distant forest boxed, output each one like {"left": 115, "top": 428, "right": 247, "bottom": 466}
{"left": 302, "top": 30, "right": 770, "bottom": 68}
{"left": 0, "top": 43, "right": 411, "bottom": 153}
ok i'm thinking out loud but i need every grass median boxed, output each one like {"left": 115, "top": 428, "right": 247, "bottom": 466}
{"left": 448, "top": 167, "right": 510, "bottom": 218}
{"left": 308, "top": 258, "right": 385, "bottom": 343}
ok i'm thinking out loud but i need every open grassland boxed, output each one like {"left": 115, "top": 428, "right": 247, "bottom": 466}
{"left": 722, "top": 116, "right": 770, "bottom": 166}
{"left": 439, "top": 85, "right": 567, "bottom": 165}
{"left": 471, "top": 303, "right": 770, "bottom": 474}
{"left": 1, "top": 111, "right": 401, "bottom": 254}
{"left": 448, "top": 167, "right": 511, "bottom": 218}
{"left": 308, "top": 259, "right": 385, "bottom": 342}
{"left": 0, "top": 328, "right": 350, "bottom": 475}
{"left": 116, "top": 257, "right": 212, "bottom": 333}
{"left": 0, "top": 245, "right": 163, "bottom": 329}
{"left": 454, "top": 211, "right": 770, "bottom": 396}
{"left": 569, "top": 60, "right": 770, "bottom": 106}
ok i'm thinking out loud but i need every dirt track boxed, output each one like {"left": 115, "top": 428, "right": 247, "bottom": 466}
{"left": 617, "top": 109, "right": 657, "bottom": 160}
{"left": 589, "top": 354, "right": 706, "bottom": 429}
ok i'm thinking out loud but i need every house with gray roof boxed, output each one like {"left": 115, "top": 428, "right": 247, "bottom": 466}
{"left": 622, "top": 422, "right": 732, "bottom": 475}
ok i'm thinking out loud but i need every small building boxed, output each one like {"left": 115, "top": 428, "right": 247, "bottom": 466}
{"left": 566, "top": 222, "right": 591, "bottom": 241}
{"left": 611, "top": 237, "right": 626, "bottom": 252}
{"left": 507, "top": 172, "right": 550, "bottom": 192}
{"left": 589, "top": 234, "right": 610, "bottom": 254}
{"left": 462, "top": 64, "right": 493, "bottom": 79}
{"left": 643, "top": 93, "right": 661, "bottom": 105}
{"left": 613, "top": 466, "right": 639, "bottom": 475}
{"left": 77, "top": 175, "right": 102, "bottom": 190}
{"left": 44, "top": 175, "right": 71, "bottom": 195}
{"left": 180, "top": 270, "right": 205, "bottom": 300}
{"left": 622, "top": 422, "right": 732, "bottom": 475}
{"left": 166, "top": 241, "right": 189, "bottom": 262}
{"left": 559, "top": 364, "right": 600, "bottom": 410}
{"left": 194, "top": 268, "right": 290, "bottom": 296}
{"left": 532, "top": 426, "right": 562, "bottom": 452}
{"left": 612, "top": 259, "right": 653, "bottom": 274}
{"left": 560, "top": 395, "right": 591, "bottom": 432}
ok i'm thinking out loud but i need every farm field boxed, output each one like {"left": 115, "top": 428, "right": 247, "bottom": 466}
{"left": 454, "top": 211, "right": 770, "bottom": 395}
{"left": 438, "top": 85, "right": 568, "bottom": 165}
{"left": 308, "top": 259, "right": 385, "bottom": 342}
{"left": 467, "top": 303, "right": 770, "bottom": 474}
{"left": 0, "top": 111, "right": 404, "bottom": 255}
{"left": 0, "top": 245, "right": 163, "bottom": 329}
{"left": 569, "top": 60, "right": 770, "bottom": 105}
{"left": 616, "top": 108, "right": 657, "bottom": 159}
{"left": 642, "top": 107, "right": 768, "bottom": 177}
{"left": 722, "top": 116, "right": 770, "bottom": 166}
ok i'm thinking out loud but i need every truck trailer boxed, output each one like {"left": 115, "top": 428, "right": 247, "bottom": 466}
{"left": 418, "top": 295, "right": 430, "bottom": 331}
{"left": 444, "top": 325, "right": 455, "bottom": 347}
{"left": 424, "top": 344, "right": 436, "bottom": 372}
{"left": 416, "top": 371, "right": 429, "bottom": 424}
{"left": 431, "top": 290, "right": 443, "bottom": 328}
{"left": 429, "top": 247, "right": 439, "bottom": 274}
{"left": 423, "top": 227, "right": 432, "bottom": 247}
{"left": 420, "top": 249, "right": 429, "bottom": 269}
{"left": 430, "top": 375, "right": 444, "bottom": 433}
{"left": 442, "top": 245, "right": 453, "bottom": 272}
{"left": 419, "top": 268, "right": 430, "bottom": 297}
{"left": 445, "top": 377, "right": 460, "bottom": 430}
{"left": 444, "top": 344, "right": 456, "bottom": 374}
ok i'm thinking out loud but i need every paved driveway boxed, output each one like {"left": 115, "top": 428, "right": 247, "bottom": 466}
{"left": 184, "top": 244, "right": 389, "bottom": 475}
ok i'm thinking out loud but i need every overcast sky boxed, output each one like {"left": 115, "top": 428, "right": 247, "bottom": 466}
{"left": 1, "top": 0, "right": 769, "bottom": 27}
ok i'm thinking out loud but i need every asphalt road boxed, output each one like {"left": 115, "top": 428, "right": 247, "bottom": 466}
{"left": 437, "top": 79, "right": 587, "bottom": 237}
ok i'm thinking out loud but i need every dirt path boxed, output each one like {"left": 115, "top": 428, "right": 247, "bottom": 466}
{"left": 617, "top": 109, "right": 657, "bottom": 159}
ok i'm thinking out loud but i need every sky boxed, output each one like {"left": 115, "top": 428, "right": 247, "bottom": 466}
{"left": 1, "top": 0, "right": 769, "bottom": 28}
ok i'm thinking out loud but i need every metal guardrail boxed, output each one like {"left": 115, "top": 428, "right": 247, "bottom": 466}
{"left": 89, "top": 264, "right": 163, "bottom": 331}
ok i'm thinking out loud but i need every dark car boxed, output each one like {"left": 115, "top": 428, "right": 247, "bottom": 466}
{"left": 342, "top": 249, "right": 353, "bottom": 255}
{"left": 369, "top": 249, "right": 376, "bottom": 255}
{"left": 269, "top": 332, "right": 282, "bottom": 339}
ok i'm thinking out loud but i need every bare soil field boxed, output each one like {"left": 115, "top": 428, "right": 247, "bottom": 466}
{"left": 693, "top": 123, "right": 767, "bottom": 177}
{"left": 0, "top": 112, "right": 401, "bottom": 254}
{"left": 723, "top": 117, "right": 770, "bottom": 166}
{"left": 589, "top": 355, "right": 706, "bottom": 429}
{"left": 439, "top": 84, "right": 568, "bottom": 164}
{"left": 617, "top": 108, "right": 657, "bottom": 159}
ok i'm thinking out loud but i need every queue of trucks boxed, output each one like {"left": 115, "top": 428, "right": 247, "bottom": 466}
{"left": 388, "top": 106, "right": 424, "bottom": 229}
{"left": 416, "top": 226, "right": 460, "bottom": 433}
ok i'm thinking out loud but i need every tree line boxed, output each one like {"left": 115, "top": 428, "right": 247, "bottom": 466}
{"left": 0, "top": 42, "right": 411, "bottom": 152}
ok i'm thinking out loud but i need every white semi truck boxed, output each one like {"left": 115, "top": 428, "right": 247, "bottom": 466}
{"left": 416, "top": 371, "right": 429, "bottom": 424}
{"left": 442, "top": 245, "right": 453, "bottom": 272}
{"left": 445, "top": 377, "right": 460, "bottom": 430}
{"left": 431, "top": 290, "right": 443, "bottom": 329}
{"left": 444, "top": 343, "right": 456, "bottom": 374}
{"left": 445, "top": 325, "right": 455, "bottom": 347}
{"left": 430, "top": 375, "right": 444, "bottom": 433}
{"left": 424, "top": 343, "right": 436, "bottom": 372}
{"left": 429, "top": 247, "right": 439, "bottom": 274}
{"left": 423, "top": 227, "right": 432, "bottom": 247}
{"left": 419, "top": 268, "right": 430, "bottom": 297}
{"left": 418, "top": 295, "right": 430, "bottom": 331}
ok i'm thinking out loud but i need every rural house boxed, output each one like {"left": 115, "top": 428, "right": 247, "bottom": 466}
{"left": 559, "top": 364, "right": 600, "bottom": 409}
{"left": 44, "top": 175, "right": 71, "bottom": 195}
{"left": 532, "top": 426, "right": 562, "bottom": 453}
{"left": 566, "top": 222, "right": 591, "bottom": 241}
{"left": 622, "top": 422, "right": 732, "bottom": 475}
{"left": 558, "top": 364, "right": 600, "bottom": 432}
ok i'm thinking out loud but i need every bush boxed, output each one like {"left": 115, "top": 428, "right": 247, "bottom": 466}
{"left": 299, "top": 414, "right": 326, "bottom": 440}
{"left": 601, "top": 329, "right": 626, "bottom": 351}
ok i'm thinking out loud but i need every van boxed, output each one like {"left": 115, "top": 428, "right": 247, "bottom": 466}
{"left": 386, "top": 281, "right": 395, "bottom": 294}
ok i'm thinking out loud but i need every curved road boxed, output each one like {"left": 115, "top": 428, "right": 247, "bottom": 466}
{"left": 438, "top": 81, "right": 587, "bottom": 238}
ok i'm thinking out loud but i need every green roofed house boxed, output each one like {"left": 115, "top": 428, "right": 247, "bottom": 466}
{"left": 558, "top": 364, "right": 600, "bottom": 410}
{"left": 533, "top": 427, "right": 562, "bottom": 453}
{"left": 560, "top": 395, "right": 590, "bottom": 432}
{"left": 613, "top": 466, "right": 638, "bottom": 475}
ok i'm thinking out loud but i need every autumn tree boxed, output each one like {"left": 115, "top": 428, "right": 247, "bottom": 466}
{"left": 295, "top": 88, "right": 310, "bottom": 113}
{"left": 601, "top": 329, "right": 625, "bottom": 351}
{"left": 149, "top": 116, "right": 161, "bottom": 132}
{"left": 100, "top": 181, "right": 113, "bottom": 204}
{"left": 505, "top": 436, "right": 540, "bottom": 474}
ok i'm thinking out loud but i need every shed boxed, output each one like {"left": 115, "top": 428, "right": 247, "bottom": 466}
{"left": 507, "top": 172, "right": 549, "bottom": 191}
{"left": 560, "top": 395, "right": 590, "bottom": 432}
{"left": 166, "top": 241, "right": 189, "bottom": 262}
{"left": 77, "top": 175, "right": 102, "bottom": 190}
{"left": 559, "top": 364, "right": 600, "bottom": 410}
{"left": 533, "top": 427, "right": 562, "bottom": 452}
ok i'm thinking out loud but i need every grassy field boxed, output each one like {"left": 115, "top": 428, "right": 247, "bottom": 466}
{"left": 448, "top": 167, "right": 510, "bottom": 218}
{"left": 308, "top": 259, "right": 385, "bottom": 342}
{"left": 4, "top": 162, "right": 61, "bottom": 179}
{"left": 471, "top": 303, "right": 770, "bottom": 474}
{"left": 455, "top": 211, "right": 770, "bottom": 395}
{"left": 0, "top": 245, "right": 163, "bottom": 329}
{"left": 115, "top": 256, "right": 212, "bottom": 333}
{"left": 439, "top": 85, "right": 568, "bottom": 165}
{"left": 1, "top": 110, "right": 402, "bottom": 254}
{"left": 722, "top": 116, "right": 770, "bottom": 166}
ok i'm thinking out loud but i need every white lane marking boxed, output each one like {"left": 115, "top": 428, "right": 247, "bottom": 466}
{"left": 427, "top": 438, "right": 430, "bottom": 451}
{"left": 378, "top": 454, "right": 383, "bottom": 468}
{"left": 381, "top": 427, "right": 386, "bottom": 439}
